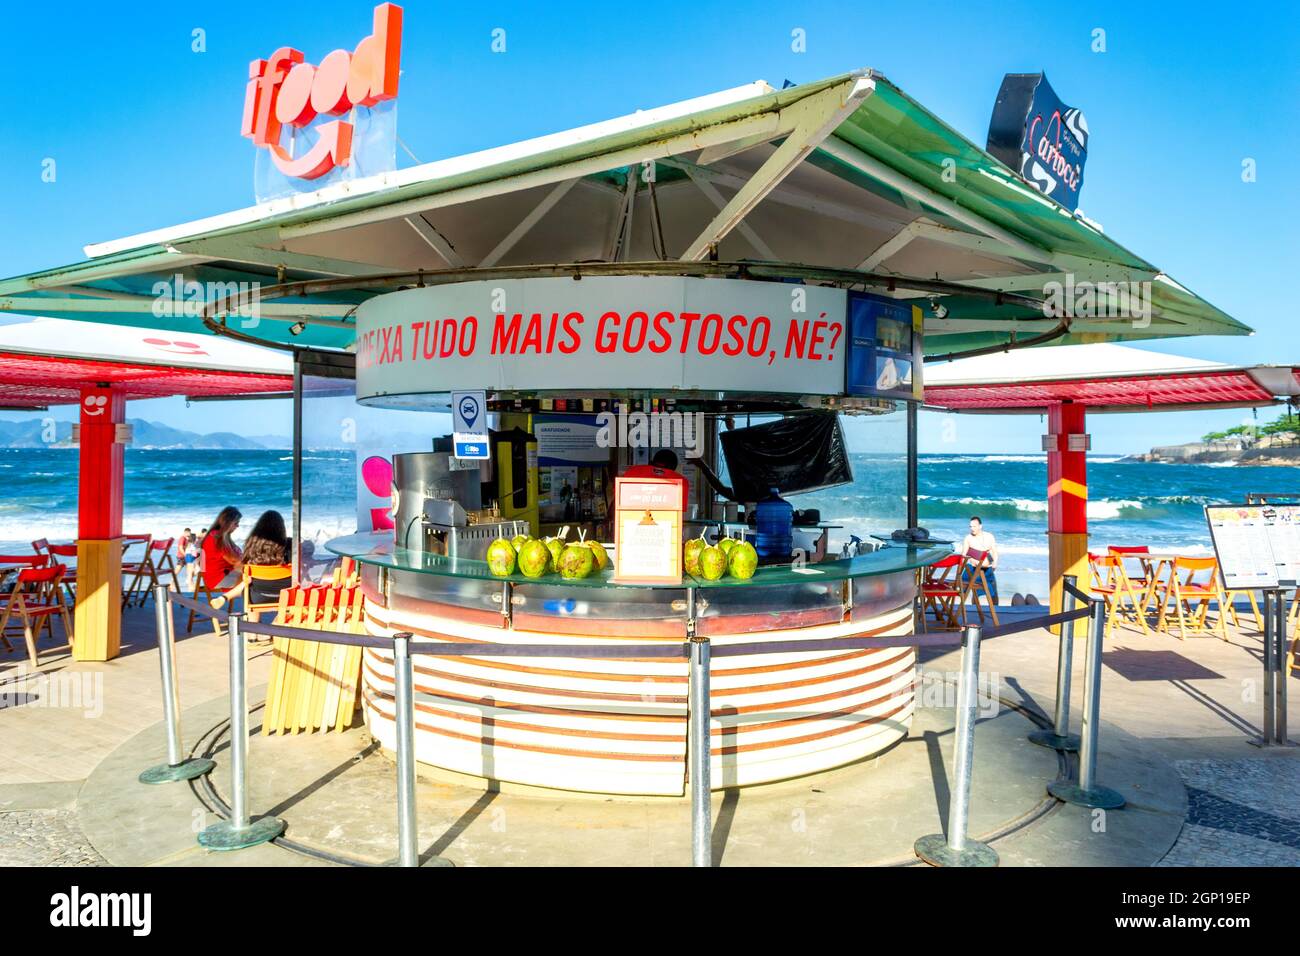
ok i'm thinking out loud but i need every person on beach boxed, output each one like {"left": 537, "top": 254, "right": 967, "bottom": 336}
{"left": 960, "top": 515, "right": 999, "bottom": 605}
{"left": 201, "top": 508, "right": 243, "bottom": 592}
{"left": 241, "top": 510, "right": 294, "bottom": 605}
{"left": 177, "top": 527, "right": 198, "bottom": 589}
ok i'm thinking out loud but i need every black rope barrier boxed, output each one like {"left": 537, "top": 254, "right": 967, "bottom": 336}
{"left": 980, "top": 605, "right": 1091, "bottom": 640}
{"left": 168, "top": 591, "right": 230, "bottom": 623}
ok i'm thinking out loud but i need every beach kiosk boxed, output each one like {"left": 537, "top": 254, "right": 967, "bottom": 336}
{"left": 323, "top": 273, "right": 945, "bottom": 795}
{"left": 0, "top": 6, "right": 1256, "bottom": 789}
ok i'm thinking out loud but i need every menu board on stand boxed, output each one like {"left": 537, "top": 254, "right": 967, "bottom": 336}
{"left": 613, "top": 477, "right": 683, "bottom": 585}
{"left": 1204, "top": 504, "right": 1300, "bottom": 590}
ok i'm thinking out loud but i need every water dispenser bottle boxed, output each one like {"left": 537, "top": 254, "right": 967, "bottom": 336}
{"left": 755, "top": 487, "right": 794, "bottom": 563}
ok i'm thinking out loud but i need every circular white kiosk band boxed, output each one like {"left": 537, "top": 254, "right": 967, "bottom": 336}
{"left": 354, "top": 275, "right": 849, "bottom": 403}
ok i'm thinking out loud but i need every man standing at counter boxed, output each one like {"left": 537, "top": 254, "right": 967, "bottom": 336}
{"left": 623, "top": 449, "right": 690, "bottom": 512}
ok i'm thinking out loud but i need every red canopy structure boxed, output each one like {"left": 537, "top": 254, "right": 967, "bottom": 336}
{"left": 925, "top": 343, "right": 1298, "bottom": 414}
{"left": 0, "top": 318, "right": 294, "bottom": 660}
{"left": 0, "top": 317, "right": 293, "bottom": 409}
{"left": 924, "top": 344, "right": 1300, "bottom": 617}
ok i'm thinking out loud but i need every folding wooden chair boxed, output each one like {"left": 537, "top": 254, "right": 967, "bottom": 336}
{"left": 118, "top": 534, "right": 152, "bottom": 608}
{"left": 124, "top": 537, "right": 181, "bottom": 607}
{"left": 186, "top": 566, "right": 227, "bottom": 637}
{"left": 1089, "top": 553, "right": 1150, "bottom": 638}
{"left": 1107, "top": 546, "right": 1157, "bottom": 614}
{"left": 958, "top": 549, "right": 999, "bottom": 626}
{"left": 1159, "top": 556, "right": 1231, "bottom": 641}
{"left": 43, "top": 544, "right": 79, "bottom": 606}
{"left": 920, "top": 553, "right": 963, "bottom": 631}
{"left": 30, "top": 538, "right": 49, "bottom": 558}
{"left": 211, "top": 564, "right": 293, "bottom": 640}
{"left": 0, "top": 564, "right": 73, "bottom": 665}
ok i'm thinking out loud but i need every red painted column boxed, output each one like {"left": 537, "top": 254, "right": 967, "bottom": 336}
{"left": 74, "top": 384, "right": 125, "bottom": 660}
{"left": 1046, "top": 401, "right": 1090, "bottom": 624}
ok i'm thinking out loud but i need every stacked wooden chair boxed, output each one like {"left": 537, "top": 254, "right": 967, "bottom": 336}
{"left": 260, "top": 583, "right": 367, "bottom": 735}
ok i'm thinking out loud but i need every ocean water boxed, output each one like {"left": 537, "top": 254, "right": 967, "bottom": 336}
{"left": 2, "top": 447, "right": 1297, "bottom": 600}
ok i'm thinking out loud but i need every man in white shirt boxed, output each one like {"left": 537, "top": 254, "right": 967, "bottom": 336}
{"left": 960, "top": 515, "right": 999, "bottom": 605}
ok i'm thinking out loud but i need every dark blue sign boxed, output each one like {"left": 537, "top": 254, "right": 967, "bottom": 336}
{"left": 986, "top": 73, "right": 1089, "bottom": 213}
{"left": 845, "top": 292, "right": 921, "bottom": 400}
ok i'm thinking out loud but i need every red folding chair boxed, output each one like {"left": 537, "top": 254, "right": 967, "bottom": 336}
{"left": 45, "top": 544, "right": 79, "bottom": 605}
{"left": 0, "top": 564, "right": 73, "bottom": 665}
{"left": 920, "top": 553, "right": 963, "bottom": 631}
{"left": 119, "top": 534, "right": 153, "bottom": 608}
{"left": 124, "top": 537, "right": 180, "bottom": 606}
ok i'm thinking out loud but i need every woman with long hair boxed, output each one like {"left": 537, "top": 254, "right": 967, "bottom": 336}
{"left": 243, "top": 510, "right": 291, "bottom": 566}
{"left": 201, "top": 506, "right": 243, "bottom": 592}
{"left": 241, "top": 510, "right": 293, "bottom": 606}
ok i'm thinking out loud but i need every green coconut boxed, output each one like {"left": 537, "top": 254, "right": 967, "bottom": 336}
{"left": 544, "top": 537, "right": 564, "bottom": 571}
{"left": 727, "top": 541, "right": 758, "bottom": 580}
{"left": 683, "top": 536, "right": 708, "bottom": 576}
{"left": 510, "top": 533, "right": 530, "bottom": 553}
{"left": 517, "top": 539, "right": 551, "bottom": 578}
{"left": 486, "top": 538, "right": 517, "bottom": 577}
{"left": 585, "top": 539, "right": 610, "bottom": 571}
{"left": 558, "top": 542, "right": 596, "bottom": 579}
{"left": 717, "top": 537, "right": 737, "bottom": 556}
{"left": 698, "top": 545, "right": 728, "bottom": 581}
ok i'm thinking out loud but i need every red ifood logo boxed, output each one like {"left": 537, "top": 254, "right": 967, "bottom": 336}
{"left": 240, "top": 3, "right": 402, "bottom": 180}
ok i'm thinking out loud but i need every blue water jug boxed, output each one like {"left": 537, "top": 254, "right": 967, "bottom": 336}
{"left": 755, "top": 488, "right": 794, "bottom": 563}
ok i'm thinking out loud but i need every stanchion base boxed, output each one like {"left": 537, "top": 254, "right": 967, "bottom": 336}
{"left": 390, "top": 856, "right": 456, "bottom": 868}
{"left": 1047, "top": 780, "right": 1126, "bottom": 809}
{"left": 198, "top": 816, "right": 286, "bottom": 851}
{"left": 1248, "top": 737, "right": 1296, "bottom": 749}
{"left": 1027, "top": 730, "right": 1081, "bottom": 752}
{"left": 138, "top": 758, "right": 215, "bottom": 785}
{"left": 913, "top": 833, "right": 999, "bottom": 867}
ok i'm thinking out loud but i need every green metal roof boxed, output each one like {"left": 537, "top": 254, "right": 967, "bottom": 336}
{"left": 0, "top": 70, "right": 1249, "bottom": 354}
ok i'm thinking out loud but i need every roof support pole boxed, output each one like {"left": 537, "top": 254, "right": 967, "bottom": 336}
{"left": 679, "top": 77, "right": 875, "bottom": 261}
{"left": 1046, "top": 401, "right": 1090, "bottom": 631}
{"left": 682, "top": 168, "right": 779, "bottom": 261}
{"left": 478, "top": 179, "right": 578, "bottom": 268}
{"left": 74, "top": 384, "right": 125, "bottom": 661}
{"left": 404, "top": 215, "right": 466, "bottom": 268}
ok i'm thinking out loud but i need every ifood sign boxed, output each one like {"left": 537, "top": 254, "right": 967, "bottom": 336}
{"left": 354, "top": 276, "right": 847, "bottom": 404}
{"left": 241, "top": 3, "right": 402, "bottom": 180}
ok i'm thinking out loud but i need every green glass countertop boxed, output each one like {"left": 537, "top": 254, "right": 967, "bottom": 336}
{"left": 326, "top": 532, "right": 950, "bottom": 590}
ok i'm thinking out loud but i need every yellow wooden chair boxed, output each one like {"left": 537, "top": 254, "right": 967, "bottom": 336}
{"left": 1159, "top": 556, "right": 1231, "bottom": 640}
{"left": 1089, "top": 552, "right": 1150, "bottom": 638}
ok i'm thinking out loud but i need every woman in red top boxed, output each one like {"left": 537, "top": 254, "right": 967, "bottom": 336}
{"left": 201, "top": 506, "right": 243, "bottom": 591}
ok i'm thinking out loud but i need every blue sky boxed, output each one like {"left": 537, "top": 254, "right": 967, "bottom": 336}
{"left": 1, "top": 0, "right": 1296, "bottom": 453}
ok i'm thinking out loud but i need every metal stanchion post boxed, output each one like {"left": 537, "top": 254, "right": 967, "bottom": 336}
{"left": 915, "top": 625, "right": 998, "bottom": 867}
{"left": 1260, "top": 590, "right": 1277, "bottom": 746}
{"left": 689, "top": 635, "right": 712, "bottom": 868}
{"left": 140, "top": 586, "right": 215, "bottom": 784}
{"left": 1029, "top": 574, "right": 1082, "bottom": 752}
{"left": 391, "top": 633, "right": 451, "bottom": 867}
{"left": 1275, "top": 591, "right": 1289, "bottom": 745}
{"left": 198, "top": 616, "right": 286, "bottom": 850}
{"left": 1047, "top": 599, "right": 1126, "bottom": 809}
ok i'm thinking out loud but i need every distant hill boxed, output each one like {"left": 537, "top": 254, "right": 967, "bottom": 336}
{"left": 0, "top": 418, "right": 273, "bottom": 450}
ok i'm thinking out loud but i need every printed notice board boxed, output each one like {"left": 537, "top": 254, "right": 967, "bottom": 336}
{"left": 1205, "top": 504, "right": 1300, "bottom": 590}
{"left": 613, "top": 477, "right": 683, "bottom": 584}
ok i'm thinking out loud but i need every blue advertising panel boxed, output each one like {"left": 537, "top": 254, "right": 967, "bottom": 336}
{"left": 845, "top": 293, "right": 923, "bottom": 401}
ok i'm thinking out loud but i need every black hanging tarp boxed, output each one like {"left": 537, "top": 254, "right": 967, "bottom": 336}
{"left": 719, "top": 413, "right": 853, "bottom": 501}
